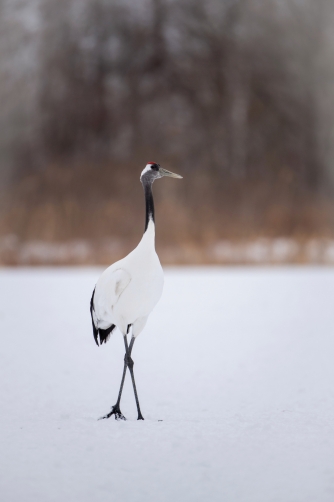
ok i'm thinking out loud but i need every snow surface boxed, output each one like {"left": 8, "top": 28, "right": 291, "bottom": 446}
{"left": 1, "top": 267, "right": 334, "bottom": 502}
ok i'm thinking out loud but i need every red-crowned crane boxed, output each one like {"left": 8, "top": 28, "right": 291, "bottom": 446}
{"left": 90, "top": 163, "right": 182, "bottom": 420}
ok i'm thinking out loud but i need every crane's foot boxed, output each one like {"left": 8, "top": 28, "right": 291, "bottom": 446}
{"left": 137, "top": 412, "right": 144, "bottom": 420}
{"left": 99, "top": 404, "right": 126, "bottom": 421}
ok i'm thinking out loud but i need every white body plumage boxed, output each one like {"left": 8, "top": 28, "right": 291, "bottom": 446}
{"left": 93, "top": 219, "right": 163, "bottom": 337}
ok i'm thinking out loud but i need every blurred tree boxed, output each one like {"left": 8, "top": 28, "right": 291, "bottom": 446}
{"left": 1, "top": 0, "right": 334, "bottom": 248}
{"left": 0, "top": 0, "right": 39, "bottom": 185}
{"left": 33, "top": 0, "right": 327, "bottom": 185}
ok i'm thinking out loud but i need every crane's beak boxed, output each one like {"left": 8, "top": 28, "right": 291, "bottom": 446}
{"left": 160, "top": 168, "right": 183, "bottom": 179}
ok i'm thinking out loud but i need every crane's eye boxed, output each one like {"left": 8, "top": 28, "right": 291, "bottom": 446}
{"left": 151, "top": 164, "right": 159, "bottom": 171}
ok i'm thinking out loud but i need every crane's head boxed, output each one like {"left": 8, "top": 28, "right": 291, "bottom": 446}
{"left": 140, "top": 163, "right": 182, "bottom": 184}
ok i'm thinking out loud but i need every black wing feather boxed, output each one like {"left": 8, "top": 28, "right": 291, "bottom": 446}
{"left": 98, "top": 325, "right": 116, "bottom": 345}
{"left": 90, "top": 289, "right": 99, "bottom": 346}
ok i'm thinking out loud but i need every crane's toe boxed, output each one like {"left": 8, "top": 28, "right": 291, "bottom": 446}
{"left": 114, "top": 411, "right": 126, "bottom": 421}
{"left": 99, "top": 405, "right": 126, "bottom": 421}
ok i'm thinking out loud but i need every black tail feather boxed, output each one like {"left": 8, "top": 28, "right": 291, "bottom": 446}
{"left": 90, "top": 288, "right": 116, "bottom": 346}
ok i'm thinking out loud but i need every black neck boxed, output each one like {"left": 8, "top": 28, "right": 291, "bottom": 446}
{"left": 143, "top": 181, "right": 155, "bottom": 232}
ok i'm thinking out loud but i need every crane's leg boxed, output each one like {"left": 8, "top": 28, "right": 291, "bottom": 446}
{"left": 100, "top": 329, "right": 144, "bottom": 421}
{"left": 99, "top": 332, "right": 131, "bottom": 421}
{"left": 124, "top": 335, "right": 144, "bottom": 420}
{"left": 99, "top": 357, "right": 127, "bottom": 420}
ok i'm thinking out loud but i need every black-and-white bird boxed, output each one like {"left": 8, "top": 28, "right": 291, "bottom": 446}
{"left": 90, "top": 163, "right": 182, "bottom": 420}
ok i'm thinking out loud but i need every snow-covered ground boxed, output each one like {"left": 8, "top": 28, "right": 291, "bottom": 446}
{"left": 1, "top": 267, "right": 334, "bottom": 502}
